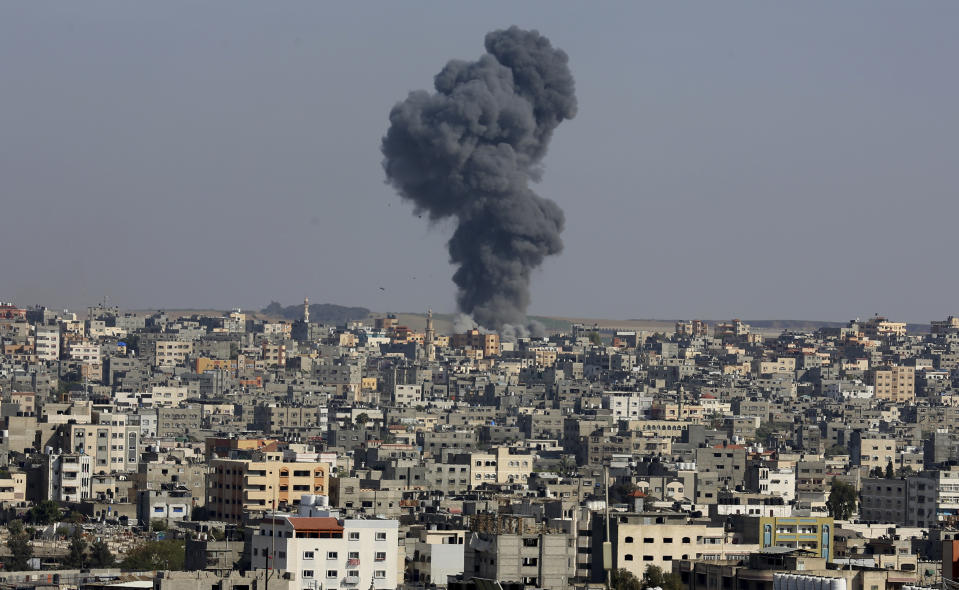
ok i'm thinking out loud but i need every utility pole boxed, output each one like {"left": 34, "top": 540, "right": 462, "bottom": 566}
{"left": 604, "top": 464, "right": 612, "bottom": 590}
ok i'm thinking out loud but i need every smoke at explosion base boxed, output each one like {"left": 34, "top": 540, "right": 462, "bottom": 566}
{"left": 382, "top": 27, "right": 577, "bottom": 338}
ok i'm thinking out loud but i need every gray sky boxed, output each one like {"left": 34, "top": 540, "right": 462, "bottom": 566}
{"left": 2, "top": 2, "right": 957, "bottom": 323}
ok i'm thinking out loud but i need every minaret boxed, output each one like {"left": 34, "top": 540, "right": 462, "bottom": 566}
{"left": 303, "top": 297, "right": 310, "bottom": 324}
{"left": 425, "top": 308, "right": 435, "bottom": 361}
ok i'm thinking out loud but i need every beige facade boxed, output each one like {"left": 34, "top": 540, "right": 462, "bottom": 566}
{"left": 612, "top": 517, "right": 732, "bottom": 578}
{"left": 869, "top": 365, "right": 915, "bottom": 402}
{"left": 155, "top": 340, "right": 195, "bottom": 367}
{"left": 207, "top": 453, "right": 330, "bottom": 523}
{"left": 65, "top": 414, "right": 140, "bottom": 474}
{"left": 0, "top": 472, "right": 27, "bottom": 504}
{"left": 470, "top": 447, "right": 534, "bottom": 487}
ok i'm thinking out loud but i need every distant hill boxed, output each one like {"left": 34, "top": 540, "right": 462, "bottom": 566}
{"left": 261, "top": 301, "right": 370, "bottom": 324}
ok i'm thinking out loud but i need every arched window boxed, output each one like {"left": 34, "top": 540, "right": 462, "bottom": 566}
{"left": 624, "top": 554, "right": 634, "bottom": 561}
{"left": 625, "top": 536, "right": 634, "bottom": 543}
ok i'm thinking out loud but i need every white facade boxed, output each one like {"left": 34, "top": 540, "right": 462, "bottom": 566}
{"left": 251, "top": 498, "right": 399, "bottom": 590}
{"left": 755, "top": 467, "right": 796, "bottom": 502}
{"left": 604, "top": 393, "right": 653, "bottom": 420}
{"left": 47, "top": 453, "right": 92, "bottom": 502}
{"left": 34, "top": 325, "right": 60, "bottom": 361}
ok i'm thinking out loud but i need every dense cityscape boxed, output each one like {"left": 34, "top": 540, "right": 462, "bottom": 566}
{"left": 0, "top": 299, "right": 957, "bottom": 590}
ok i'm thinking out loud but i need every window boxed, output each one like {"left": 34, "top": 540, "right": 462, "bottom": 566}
{"left": 375, "top": 552, "right": 386, "bottom": 561}
{"left": 302, "top": 570, "right": 314, "bottom": 579}
{"left": 374, "top": 571, "right": 386, "bottom": 579}
{"left": 349, "top": 532, "right": 360, "bottom": 541}
{"left": 625, "top": 536, "right": 634, "bottom": 543}
{"left": 624, "top": 554, "right": 634, "bottom": 561}
{"left": 643, "top": 555, "right": 654, "bottom": 561}
{"left": 375, "top": 532, "right": 387, "bottom": 541}
{"left": 326, "top": 570, "right": 337, "bottom": 579}
{"left": 347, "top": 570, "right": 359, "bottom": 578}
{"left": 327, "top": 551, "right": 338, "bottom": 560}
{"left": 303, "top": 551, "right": 314, "bottom": 560}
{"left": 348, "top": 551, "right": 359, "bottom": 560}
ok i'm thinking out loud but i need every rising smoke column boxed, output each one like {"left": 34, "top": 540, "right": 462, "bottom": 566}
{"left": 381, "top": 26, "right": 577, "bottom": 332}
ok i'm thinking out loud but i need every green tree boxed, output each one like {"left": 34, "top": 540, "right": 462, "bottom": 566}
{"left": 611, "top": 568, "right": 642, "bottom": 590}
{"left": 885, "top": 460, "right": 895, "bottom": 479}
{"left": 30, "top": 500, "right": 62, "bottom": 525}
{"left": 588, "top": 332, "right": 602, "bottom": 346}
{"left": 355, "top": 413, "right": 370, "bottom": 427}
{"left": 6, "top": 519, "right": 33, "bottom": 571}
{"left": 88, "top": 538, "right": 115, "bottom": 568}
{"left": 150, "top": 519, "right": 168, "bottom": 532}
{"left": 824, "top": 444, "right": 848, "bottom": 457}
{"left": 64, "top": 528, "right": 87, "bottom": 569}
{"left": 826, "top": 479, "right": 857, "bottom": 520}
{"left": 642, "top": 564, "right": 683, "bottom": 590}
{"left": 755, "top": 421, "right": 791, "bottom": 442}
{"left": 120, "top": 539, "right": 185, "bottom": 571}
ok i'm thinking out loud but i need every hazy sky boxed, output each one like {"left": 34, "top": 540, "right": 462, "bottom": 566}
{"left": 2, "top": 2, "right": 957, "bottom": 323}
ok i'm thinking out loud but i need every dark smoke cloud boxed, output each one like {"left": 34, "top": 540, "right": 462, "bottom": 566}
{"left": 382, "top": 26, "right": 576, "bottom": 332}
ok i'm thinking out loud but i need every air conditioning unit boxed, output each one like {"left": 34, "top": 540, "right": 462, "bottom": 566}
{"left": 283, "top": 572, "right": 296, "bottom": 581}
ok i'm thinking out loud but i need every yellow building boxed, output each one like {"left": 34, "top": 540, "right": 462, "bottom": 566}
{"left": 452, "top": 329, "right": 500, "bottom": 357}
{"left": 207, "top": 453, "right": 330, "bottom": 523}
{"left": 0, "top": 471, "right": 27, "bottom": 505}
{"left": 757, "top": 516, "right": 834, "bottom": 560}
{"left": 611, "top": 514, "right": 736, "bottom": 578}
{"left": 469, "top": 447, "right": 534, "bottom": 487}
{"left": 868, "top": 365, "right": 915, "bottom": 403}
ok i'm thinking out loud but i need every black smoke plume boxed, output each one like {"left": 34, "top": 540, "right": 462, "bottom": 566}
{"left": 381, "top": 26, "right": 576, "bottom": 332}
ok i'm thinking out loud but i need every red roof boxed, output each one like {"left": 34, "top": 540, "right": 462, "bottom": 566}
{"left": 287, "top": 517, "right": 344, "bottom": 532}
{"left": 700, "top": 393, "right": 716, "bottom": 399}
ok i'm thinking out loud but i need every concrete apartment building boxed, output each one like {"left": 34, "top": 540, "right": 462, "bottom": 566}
{"left": 906, "top": 467, "right": 959, "bottom": 527}
{"left": 137, "top": 487, "right": 193, "bottom": 526}
{"left": 133, "top": 455, "right": 209, "bottom": 505}
{"left": 254, "top": 405, "right": 323, "bottom": 433}
{"left": 867, "top": 365, "right": 915, "bottom": 403}
{"left": 208, "top": 452, "right": 331, "bottom": 523}
{"left": 451, "top": 329, "right": 500, "bottom": 357}
{"left": 746, "top": 464, "right": 796, "bottom": 501}
{"left": 155, "top": 340, "right": 195, "bottom": 367}
{"left": 0, "top": 471, "right": 27, "bottom": 505}
{"left": 739, "top": 515, "right": 835, "bottom": 560}
{"left": 860, "top": 477, "right": 907, "bottom": 524}
{"left": 465, "top": 520, "right": 574, "bottom": 590}
{"left": 33, "top": 325, "right": 59, "bottom": 361}
{"left": 599, "top": 512, "right": 729, "bottom": 581}
{"left": 408, "top": 528, "right": 466, "bottom": 587}
{"left": 40, "top": 452, "right": 92, "bottom": 502}
{"left": 470, "top": 447, "right": 534, "bottom": 487}
{"left": 156, "top": 406, "right": 203, "bottom": 436}
{"left": 850, "top": 432, "right": 897, "bottom": 473}
{"left": 250, "top": 499, "right": 400, "bottom": 590}
{"left": 63, "top": 414, "right": 140, "bottom": 474}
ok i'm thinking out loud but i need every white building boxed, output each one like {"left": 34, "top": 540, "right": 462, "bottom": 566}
{"left": 45, "top": 452, "right": 92, "bottom": 502}
{"left": 823, "top": 380, "right": 874, "bottom": 400}
{"left": 603, "top": 393, "right": 653, "bottom": 420}
{"left": 754, "top": 466, "right": 796, "bottom": 502}
{"left": 409, "top": 528, "right": 466, "bottom": 587}
{"left": 251, "top": 496, "right": 399, "bottom": 590}
{"left": 34, "top": 325, "right": 60, "bottom": 362}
